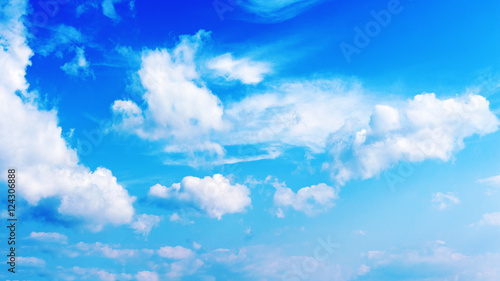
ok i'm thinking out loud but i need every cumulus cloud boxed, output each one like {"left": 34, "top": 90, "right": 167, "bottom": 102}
{"left": 136, "top": 271, "right": 159, "bottom": 281}
{"left": 28, "top": 232, "right": 68, "bottom": 243}
{"left": 148, "top": 174, "right": 251, "bottom": 219}
{"left": 329, "top": 93, "right": 499, "bottom": 185}
{"left": 432, "top": 192, "right": 460, "bottom": 210}
{"left": 130, "top": 214, "right": 161, "bottom": 237}
{"left": 271, "top": 178, "right": 339, "bottom": 215}
{"left": 112, "top": 30, "right": 227, "bottom": 155}
{"left": 158, "top": 246, "right": 194, "bottom": 259}
{"left": 0, "top": 1, "right": 135, "bottom": 230}
{"left": 207, "top": 53, "right": 270, "bottom": 84}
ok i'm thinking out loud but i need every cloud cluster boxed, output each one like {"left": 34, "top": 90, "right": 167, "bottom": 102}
{"left": 0, "top": 1, "right": 135, "bottom": 230}
{"left": 329, "top": 93, "right": 499, "bottom": 184}
{"left": 149, "top": 174, "right": 251, "bottom": 219}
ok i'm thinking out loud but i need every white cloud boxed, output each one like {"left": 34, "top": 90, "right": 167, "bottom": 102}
{"left": 169, "top": 212, "right": 181, "bottom": 222}
{"left": 204, "top": 245, "right": 352, "bottom": 281}
{"left": 222, "top": 80, "right": 369, "bottom": 154}
{"left": 239, "top": 0, "right": 326, "bottom": 22}
{"left": 61, "top": 47, "right": 93, "bottom": 77}
{"left": 478, "top": 174, "right": 500, "bottom": 187}
{"left": 478, "top": 212, "right": 500, "bottom": 226}
{"left": 38, "top": 24, "right": 85, "bottom": 56}
{"left": 167, "top": 258, "right": 204, "bottom": 278}
{"left": 271, "top": 178, "right": 339, "bottom": 215}
{"left": 135, "top": 271, "right": 159, "bottom": 281}
{"left": 102, "top": 0, "right": 122, "bottom": 21}
{"left": 71, "top": 267, "right": 119, "bottom": 281}
{"left": 113, "top": 30, "right": 227, "bottom": 155}
{"left": 148, "top": 174, "right": 251, "bottom": 219}
{"left": 111, "top": 30, "right": 498, "bottom": 176}
{"left": 28, "top": 232, "right": 68, "bottom": 243}
{"left": 207, "top": 53, "right": 270, "bottom": 84}
{"left": 330, "top": 93, "right": 499, "bottom": 185}
{"left": 193, "top": 242, "right": 202, "bottom": 250}
{"left": 158, "top": 246, "right": 194, "bottom": 259}
{"left": 17, "top": 256, "right": 45, "bottom": 267}
{"left": 0, "top": 1, "right": 135, "bottom": 230}
{"left": 113, "top": 32, "right": 370, "bottom": 163}
{"left": 76, "top": 242, "right": 137, "bottom": 259}
{"left": 363, "top": 241, "right": 500, "bottom": 281}
{"left": 111, "top": 100, "right": 144, "bottom": 130}
{"left": 276, "top": 208, "right": 285, "bottom": 218}
{"left": 130, "top": 214, "right": 161, "bottom": 237}
{"left": 432, "top": 192, "right": 460, "bottom": 210}
{"left": 357, "top": 264, "right": 370, "bottom": 276}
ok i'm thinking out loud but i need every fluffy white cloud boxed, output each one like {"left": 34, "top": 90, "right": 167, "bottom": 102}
{"left": 431, "top": 192, "right": 460, "bottom": 210}
{"left": 28, "top": 232, "right": 68, "bottom": 243}
{"left": 207, "top": 53, "right": 270, "bottom": 84}
{"left": 113, "top": 30, "right": 227, "bottom": 155}
{"left": 130, "top": 214, "right": 161, "bottom": 237}
{"left": 111, "top": 30, "right": 499, "bottom": 175}
{"left": 111, "top": 100, "right": 144, "bottom": 130}
{"left": 271, "top": 178, "right": 339, "bottom": 215}
{"left": 158, "top": 246, "right": 194, "bottom": 259}
{"left": 61, "top": 47, "right": 93, "bottom": 77}
{"left": 330, "top": 93, "right": 499, "bottom": 185}
{"left": 0, "top": 1, "right": 135, "bottom": 230}
{"left": 135, "top": 271, "right": 159, "bottom": 281}
{"left": 148, "top": 174, "right": 251, "bottom": 219}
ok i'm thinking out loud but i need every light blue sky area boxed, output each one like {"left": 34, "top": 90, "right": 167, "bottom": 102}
{"left": 1, "top": 0, "right": 500, "bottom": 280}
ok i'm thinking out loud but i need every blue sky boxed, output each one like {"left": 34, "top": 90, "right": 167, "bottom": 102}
{"left": 1, "top": 0, "right": 500, "bottom": 280}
